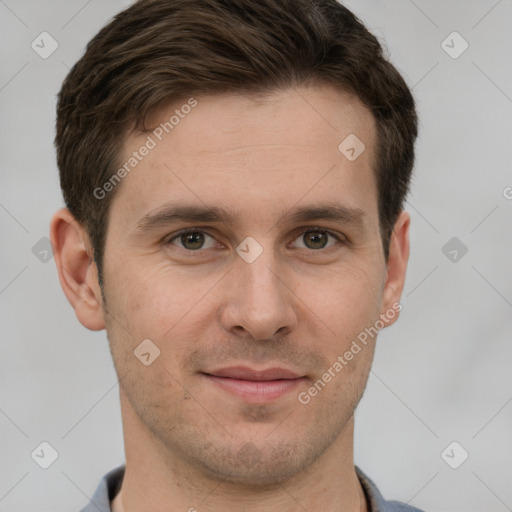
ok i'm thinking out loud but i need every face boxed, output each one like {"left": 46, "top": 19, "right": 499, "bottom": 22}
{"left": 96, "top": 85, "right": 403, "bottom": 485}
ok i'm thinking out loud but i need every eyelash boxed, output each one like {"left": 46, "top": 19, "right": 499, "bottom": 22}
{"left": 165, "top": 226, "right": 346, "bottom": 254}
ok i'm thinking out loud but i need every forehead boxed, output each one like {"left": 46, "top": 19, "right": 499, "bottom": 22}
{"left": 110, "top": 84, "right": 378, "bottom": 225}
{"left": 145, "top": 85, "right": 376, "bottom": 154}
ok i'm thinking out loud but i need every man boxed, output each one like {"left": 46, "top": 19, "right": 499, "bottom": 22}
{"left": 50, "top": 0, "right": 421, "bottom": 510}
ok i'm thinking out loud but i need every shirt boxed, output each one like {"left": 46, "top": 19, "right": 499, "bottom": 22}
{"left": 79, "top": 464, "right": 425, "bottom": 512}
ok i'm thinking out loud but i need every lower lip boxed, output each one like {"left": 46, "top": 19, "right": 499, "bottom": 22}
{"left": 203, "top": 374, "right": 305, "bottom": 403}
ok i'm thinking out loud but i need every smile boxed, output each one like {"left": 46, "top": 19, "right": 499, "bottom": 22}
{"left": 201, "top": 366, "right": 307, "bottom": 404}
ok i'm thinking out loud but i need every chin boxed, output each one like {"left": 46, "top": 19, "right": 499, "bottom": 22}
{"left": 185, "top": 437, "right": 324, "bottom": 488}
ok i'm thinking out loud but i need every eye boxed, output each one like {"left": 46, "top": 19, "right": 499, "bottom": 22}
{"left": 165, "top": 227, "right": 344, "bottom": 254}
{"left": 167, "top": 229, "right": 219, "bottom": 251}
{"left": 291, "top": 228, "right": 342, "bottom": 250}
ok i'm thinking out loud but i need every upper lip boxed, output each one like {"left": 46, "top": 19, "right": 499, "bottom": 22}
{"left": 204, "top": 366, "right": 303, "bottom": 381}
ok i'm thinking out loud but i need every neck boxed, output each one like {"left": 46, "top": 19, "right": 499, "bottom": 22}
{"left": 113, "top": 391, "right": 367, "bottom": 512}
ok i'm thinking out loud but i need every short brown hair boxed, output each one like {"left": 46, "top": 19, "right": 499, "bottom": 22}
{"left": 55, "top": 0, "right": 417, "bottom": 283}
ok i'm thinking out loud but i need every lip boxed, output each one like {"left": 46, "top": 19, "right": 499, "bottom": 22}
{"left": 206, "top": 366, "right": 303, "bottom": 380}
{"left": 202, "top": 366, "right": 306, "bottom": 403}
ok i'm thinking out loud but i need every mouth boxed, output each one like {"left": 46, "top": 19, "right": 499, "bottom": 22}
{"left": 201, "top": 366, "right": 307, "bottom": 403}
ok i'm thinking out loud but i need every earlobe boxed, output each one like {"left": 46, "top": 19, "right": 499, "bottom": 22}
{"left": 380, "top": 210, "right": 410, "bottom": 327}
{"left": 50, "top": 208, "right": 105, "bottom": 331}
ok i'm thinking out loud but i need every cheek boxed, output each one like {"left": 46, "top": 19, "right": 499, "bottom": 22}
{"left": 103, "top": 262, "right": 222, "bottom": 379}
{"left": 297, "top": 262, "right": 383, "bottom": 336}
{"left": 106, "top": 260, "right": 209, "bottom": 333}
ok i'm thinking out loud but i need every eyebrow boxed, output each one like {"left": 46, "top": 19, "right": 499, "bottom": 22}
{"left": 134, "top": 201, "right": 366, "bottom": 233}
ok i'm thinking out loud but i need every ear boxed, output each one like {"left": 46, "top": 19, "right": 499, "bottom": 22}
{"left": 380, "top": 210, "right": 410, "bottom": 327}
{"left": 50, "top": 208, "right": 105, "bottom": 331}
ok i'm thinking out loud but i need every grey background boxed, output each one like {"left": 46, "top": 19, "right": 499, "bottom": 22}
{"left": 1, "top": 1, "right": 511, "bottom": 511}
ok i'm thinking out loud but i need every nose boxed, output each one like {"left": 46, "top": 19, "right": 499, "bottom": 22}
{"left": 220, "top": 248, "right": 298, "bottom": 341}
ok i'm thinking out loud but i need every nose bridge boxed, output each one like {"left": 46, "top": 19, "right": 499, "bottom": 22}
{"left": 221, "top": 238, "right": 296, "bottom": 340}
{"left": 236, "top": 242, "right": 283, "bottom": 307}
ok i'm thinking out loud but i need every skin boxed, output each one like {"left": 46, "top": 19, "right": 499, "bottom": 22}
{"left": 51, "top": 84, "right": 410, "bottom": 512}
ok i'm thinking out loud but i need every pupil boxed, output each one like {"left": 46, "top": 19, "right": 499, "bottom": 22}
{"left": 306, "top": 231, "right": 327, "bottom": 249}
{"left": 182, "top": 232, "right": 204, "bottom": 250}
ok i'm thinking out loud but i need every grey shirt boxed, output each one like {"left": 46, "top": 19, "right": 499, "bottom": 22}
{"left": 79, "top": 464, "right": 425, "bottom": 512}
